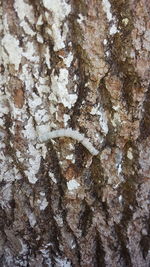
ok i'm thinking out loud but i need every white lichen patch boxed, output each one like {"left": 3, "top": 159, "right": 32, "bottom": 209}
{"left": 36, "top": 33, "right": 44, "bottom": 43}
{"left": 66, "top": 154, "right": 74, "bottom": 161}
{"left": 99, "top": 108, "right": 109, "bottom": 135}
{"left": 113, "top": 104, "right": 120, "bottom": 111}
{"left": 14, "top": 0, "right": 35, "bottom": 36}
{"left": 63, "top": 114, "right": 70, "bottom": 127}
{"left": 23, "top": 117, "right": 37, "bottom": 141}
{"left": 115, "top": 150, "right": 123, "bottom": 176}
{"left": 43, "top": 0, "right": 71, "bottom": 22}
{"left": 36, "top": 84, "right": 50, "bottom": 96}
{"left": 49, "top": 171, "right": 57, "bottom": 183}
{"left": 118, "top": 195, "right": 123, "bottom": 204}
{"left": 109, "top": 24, "right": 119, "bottom": 35}
{"left": 44, "top": 46, "right": 51, "bottom": 69}
{"left": 77, "top": 13, "right": 85, "bottom": 24}
{"left": 43, "top": 0, "right": 71, "bottom": 51}
{"left": 103, "top": 39, "right": 108, "bottom": 45}
{"left": 16, "top": 150, "right": 24, "bottom": 164}
{"left": 90, "top": 104, "right": 108, "bottom": 135}
{"left": 36, "top": 15, "right": 43, "bottom": 26}
{"left": 67, "top": 179, "right": 80, "bottom": 191}
{"left": 13, "top": 167, "right": 22, "bottom": 181}
{"left": 23, "top": 42, "right": 39, "bottom": 63}
{"left": 25, "top": 171, "right": 38, "bottom": 184}
{"left": 49, "top": 69, "right": 77, "bottom": 109}
{"left": 37, "top": 192, "right": 48, "bottom": 211}
{"left": 2, "top": 34, "right": 22, "bottom": 70}
{"left": 117, "top": 163, "right": 122, "bottom": 175}
{"left": 111, "top": 112, "right": 121, "bottom": 127}
{"left": 63, "top": 52, "right": 74, "bottom": 68}
{"left": 36, "top": 143, "right": 47, "bottom": 159}
{"left": 51, "top": 22, "right": 67, "bottom": 51}
{"left": 102, "top": 0, "right": 113, "bottom": 22}
{"left": 19, "top": 239, "right": 28, "bottom": 255}
{"left": 25, "top": 144, "right": 41, "bottom": 184}
{"left": 9, "top": 104, "right": 27, "bottom": 123}
{"left": 27, "top": 93, "right": 42, "bottom": 114}
{"left": 54, "top": 257, "right": 71, "bottom": 267}
{"left": 3, "top": 14, "right": 9, "bottom": 32}
{"left": 127, "top": 148, "right": 133, "bottom": 160}
{"left": 14, "top": 0, "right": 34, "bottom": 23}
{"left": 122, "top": 18, "right": 129, "bottom": 26}
{"left": 102, "top": 0, "right": 119, "bottom": 35}
{"left": 34, "top": 109, "right": 49, "bottom": 124}
{"left": 20, "top": 21, "right": 36, "bottom": 36}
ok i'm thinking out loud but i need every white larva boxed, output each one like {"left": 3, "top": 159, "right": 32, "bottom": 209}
{"left": 38, "top": 128, "right": 99, "bottom": 156}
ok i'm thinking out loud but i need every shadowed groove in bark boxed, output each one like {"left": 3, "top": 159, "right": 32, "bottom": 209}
{"left": 90, "top": 157, "right": 107, "bottom": 200}
{"left": 46, "top": 140, "right": 67, "bottom": 196}
{"left": 78, "top": 200, "right": 93, "bottom": 237}
{"left": 120, "top": 178, "right": 137, "bottom": 224}
{"left": 114, "top": 223, "right": 132, "bottom": 267}
{"left": 43, "top": 142, "right": 82, "bottom": 266}
{"left": 95, "top": 231, "right": 106, "bottom": 267}
{"left": 140, "top": 84, "right": 150, "bottom": 140}
{"left": 108, "top": 0, "right": 142, "bottom": 110}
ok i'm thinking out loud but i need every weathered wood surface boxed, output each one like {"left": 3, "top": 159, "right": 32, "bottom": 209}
{"left": 0, "top": 0, "right": 149, "bottom": 266}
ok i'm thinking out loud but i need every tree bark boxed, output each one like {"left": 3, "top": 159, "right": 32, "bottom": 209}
{"left": 0, "top": 0, "right": 150, "bottom": 266}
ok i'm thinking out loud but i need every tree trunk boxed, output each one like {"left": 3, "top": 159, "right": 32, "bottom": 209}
{"left": 0, "top": 0, "right": 150, "bottom": 266}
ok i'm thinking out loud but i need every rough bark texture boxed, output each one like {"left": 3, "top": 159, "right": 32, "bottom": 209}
{"left": 0, "top": 0, "right": 150, "bottom": 266}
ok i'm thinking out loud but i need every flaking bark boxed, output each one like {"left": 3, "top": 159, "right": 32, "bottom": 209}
{"left": 0, "top": 0, "right": 150, "bottom": 266}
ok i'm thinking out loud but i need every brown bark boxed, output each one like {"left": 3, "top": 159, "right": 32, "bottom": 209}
{"left": 0, "top": 0, "right": 150, "bottom": 266}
